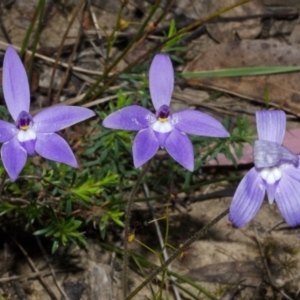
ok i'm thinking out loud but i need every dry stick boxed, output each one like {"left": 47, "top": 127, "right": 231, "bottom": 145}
{"left": 47, "top": 0, "right": 86, "bottom": 105}
{"left": 105, "top": 1, "right": 127, "bottom": 63}
{"left": 0, "top": 269, "right": 71, "bottom": 283}
{"left": 34, "top": 234, "right": 70, "bottom": 300}
{"left": 92, "top": 0, "right": 251, "bottom": 99}
{"left": 87, "top": 0, "right": 102, "bottom": 42}
{"left": 10, "top": 236, "right": 58, "bottom": 300}
{"left": 124, "top": 0, "right": 175, "bottom": 56}
{"left": 30, "top": 91, "right": 134, "bottom": 116}
{"left": 254, "top": 229, "right": 293, "bottom": 300}
{"left": 143, "top": 183, "right": 181, "bottom": 300}
{"left": 0, "top": 40, "right": 106, "bottom": 75}
{"left": 82, "top": 0, "right": 163, "bottom": 102}
{"left": 86, "top": 0, "right": 105, "bottom": 58}
{"left": 125, "top": 207, "right": 229, "bottom": 300}
{"left": 123, "top": 161, "right": 152, "bottom": 299}
{"left": 53, "top": 2, "right": 85, "bottom": 104}
{"left": 0, "top": 10, "right": 11, "bottom": 44}
{"left": 100, "top": 0, "right": 175, "bottom": 99}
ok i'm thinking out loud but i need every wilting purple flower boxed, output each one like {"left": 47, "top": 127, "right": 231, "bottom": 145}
{"left": 229, "top": 110, "right": 300, "bottom": 227}
{"left": 0, "top": 46, "right": 95, "bottom": 181}
{"left": 102, "top": 54, "right": 229, "bottom": 170}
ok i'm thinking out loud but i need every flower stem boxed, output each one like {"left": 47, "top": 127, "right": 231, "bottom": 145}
{"left": 125, "top": 207, "right": 229, "bottom": 300}
{"left": 90, "top": 0, "right": 251, "bottom": 99}
{"left": 123, "top": 160, "right": 152, "bottom": 299}
{"left": 82, "top": 1, "right": 162, "bottom": 103}
{"left": 0, "top": 172, "right": 7, "bottom": 194}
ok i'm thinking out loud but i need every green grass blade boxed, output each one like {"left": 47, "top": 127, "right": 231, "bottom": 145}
{"left": 181, "top": 66, "right": 300, "bottom": 78}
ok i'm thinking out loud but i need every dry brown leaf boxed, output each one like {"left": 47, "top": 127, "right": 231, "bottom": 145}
{"left": 184, "top": 39, "right": 300, "bottom": 115}
{"left": 206, "top": 0, "right": 264, "bottom": 42}
{"left": 264, "top": 0, "right": 300, "bottom": 10}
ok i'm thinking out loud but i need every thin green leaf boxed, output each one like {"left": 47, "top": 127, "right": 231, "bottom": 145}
{"left": 181, "top": 66, "right": 300, "bottom": 78}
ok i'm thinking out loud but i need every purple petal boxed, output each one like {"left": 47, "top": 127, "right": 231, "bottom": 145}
{"left": 103, "top": 106, "right": 154, "bottom": 131}
{"left": 173, "top": 110, "right": 230, "bottom": 137}
{"left": 229, "top": 167, "right": 265, "bottom": 227}
{"left": 284, "top": 160, "right": 300, "bottom": 181}
{"left": 20, "top": 138, "right": 36, "bottom": 156}
{"left": 35, "top": 133, "right": 78, "bottom": 167}
{"left": 149, "top": 54, "right": 174, "bottom": 110}
{"left": 0, "top": 120, "right": 17, "bottom": 142}
{"left": 132, "top": 128, "right": 159, "bottom": 168}
{"left": 1, "top": 136, "right": 27, "bottom": 181}
{"left": 33, "top": 106, "right": 95, "bottom": 133}
{"left": 154, "top": 131, "right": 170, "bottom": 148}
{"left": 256, "top": 110, "right": 286, "bottom": 144}
{"left": 164, "top": 128, "right": 194, "bottom": 171}
{"left": 275, "top": 174, "right": 300, "bottom": 227}
{"left": 265, "top": 182, "right": 279, "bottom": 205}
{"left": 3, "top": 46, "right": 30, "bottom": 121}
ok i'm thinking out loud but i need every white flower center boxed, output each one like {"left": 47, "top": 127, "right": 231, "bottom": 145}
{"left": 260, "top": 166, "right": 282, "bottom": 185}
{"left": 17, "top": 128, "right": 36, "bottom": 143}
{"left": 151, "top": 120, "right": 173, "bottom": 133}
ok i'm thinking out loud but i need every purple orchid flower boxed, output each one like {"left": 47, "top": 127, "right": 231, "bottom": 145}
{"left": 229, "top": 110, "right": 300, "bottom": 227}
{"left": 102, "top": 54, "right": 229, "bottom": 171}
{"left": 0, "top": 46, "right": 95, "bottom": 181}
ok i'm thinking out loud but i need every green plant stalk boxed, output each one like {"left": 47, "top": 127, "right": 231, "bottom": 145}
{"left": 168, "top": 270, "right": 218, "bottom": 300}
{"left": 130, "top": 253, "right": 156, "bottom": 299}
{"left": 53, "top": 3, "right": 85, "bottom": 104}
{"left": 159, "top": 266, "right": 167, "bottom": 300}
{"left": 164, "top": 200, "right": 170, "bottom": 252}
{"left": 20, "top": 3, "right": 40, "bottom": 58}
{"left": 181, "top": 66, "right": 300, "bottom": 78}
{"left": 87, "top": 0, "right": 251, "bottom": 100}
{"left": 175, "top": 0, "right": 251, "bottom": 38}
{"left": 175, "top": 283, "right": 202, "bottom": 300}
{"left": 123, "top": 160, "right": 152, "bottom": 298}
{"left": 150, "top": 0, "right": 175, "bottom": 33}
{"left": 113, "top": 175, "right": 242, "bottom": 206}
{"left": 125, "top": 207, "right": 229, "bottom": 300}
{"left": 135, "top": 239, "right": 160, "bottom": 256}
{"left": 105, "top": 2, "right": 127, "bottom": 64}
{"left": 83, "top": 0, "right": 162, "bottom": 102}
{"left": 100, "top": 234, "right": 219, "bottom": 299}
{"left": 0, "top": 172, "right": 7, "bottom": 193}
{"left": 160, "top": 199, "right": 171, "bottom": 297}
{"left": 47, "top": 0, "right": 86, "bottom": 105}
{"left": 143, "top": 180, "right": 181, "bottom": 299}
{"left": 27, "top": 0, "right": 46, "bottom": 81}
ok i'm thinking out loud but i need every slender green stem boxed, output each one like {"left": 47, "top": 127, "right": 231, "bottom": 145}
{"left": 0, "top": 172, "right": 7, "bottom": 194}
{"left": 175, "top": 283, "right": 201, "bottom": 300}
{"left": 100, "top": 241, "right": 216, "bottom": 299}
{"left": 113, "top": 175, "right": 242, "bottom": 205}
{"left": 87, "top": 0, "right": 251, "bottom": 99}
{"left": 47, "top": 0, "right": 86, "bottom": 105}
{"left": 28, "top": 0, "right": 45, "bottom": 81}
{"left": 168, "top": 270, "right": 218, "bottom": 300}
{"left": 53, "top": 1, "right": 85, "bottom": 104}
{"left": 130, "top": 252, "right": 157, "bottom": 298}
{"left": 125, "top": 207, "right": 229, "bottom": 300}
{"left": 123, "top": 160, "right": 152, "bottom": 298}
{"left": 20, "top": 3, "right": 40, "bottom": 57}
{"left": 82, "top": 0, "right": 162, "bottom": 102}
{"left": 134, "top": 239, "right": 159, "bottom": 256}
{"left": 105, "top": 2, "right": 127, "bottom": 63}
